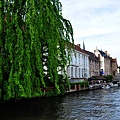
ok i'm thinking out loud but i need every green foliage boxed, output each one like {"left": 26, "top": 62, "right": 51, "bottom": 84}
{"left": 70, "top": 81, "right": 89, "bottom": 88}
{"left": 79, "top": 82, "right": 84, "bottom": 88}
{"left": 45, "top": 90, "right": 57, "bottom": 97}
{"left": 83, "top": 81, "right": 89, "bottom": 87}
{"left": 104, "top": 75, "right": 113, "bottom": 82}
{"left": 0, "top": 0, "right": 74, "bottom": 101}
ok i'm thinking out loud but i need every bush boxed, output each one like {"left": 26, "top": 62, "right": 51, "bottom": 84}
{"left": 104, "top": 75, "right": 113, "bottom": 82}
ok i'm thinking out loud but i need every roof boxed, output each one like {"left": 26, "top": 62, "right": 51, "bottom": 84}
{"left": 98, "top": 50, "right": 112, "bottom": 60}
{"left": 84, "top": 50, "right": 100, "bottom": 61}
{"left": 98, "top": 50, "right": 107, "bottom": 58}
{"left": 74, "top": 45, "right": 88, "bottom": 55}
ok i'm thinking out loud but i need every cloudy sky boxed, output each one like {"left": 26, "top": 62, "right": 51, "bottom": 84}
{"left": 60, "top": 0, "right": 120, "bottom": 65}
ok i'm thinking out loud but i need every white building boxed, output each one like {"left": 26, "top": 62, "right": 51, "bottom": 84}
{"left": 66, "top": 44, "right": 89, "bottom": 80}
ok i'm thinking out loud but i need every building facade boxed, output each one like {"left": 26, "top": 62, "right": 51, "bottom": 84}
{"left": 94, "top": 49, "right": 112, "bottom": 75}
{"left": 85, "top": 50, "right": 100, "bottom": 77}
{"left": 111, "top": 58, "right": 118, "bottom": 76}
{"left": 67, "top": 44, "right": 89, "bottom": 79}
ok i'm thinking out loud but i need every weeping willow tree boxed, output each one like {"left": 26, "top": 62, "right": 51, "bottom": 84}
{"left": 0, "top": 0, "right": 74, "bottom": 101}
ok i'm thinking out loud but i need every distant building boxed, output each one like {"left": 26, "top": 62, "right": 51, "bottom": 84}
{"left": 94, "top": 48, "right": 111, "bottom": 75}
{"left": 84, "top": 50, "right": 100, "bottom": 77}
{"left": 111, "top": 58, "right": 118, "bottom": 76}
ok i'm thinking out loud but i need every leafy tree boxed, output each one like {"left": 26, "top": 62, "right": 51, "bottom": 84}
{"left": 0, "top": 0, "right": 74, "bottom": 101}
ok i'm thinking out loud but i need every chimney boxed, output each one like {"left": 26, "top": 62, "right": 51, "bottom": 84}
{"left": 77, "top": 44, "right": 80, "bottom": 48}
{"left": 105, "top": 51, "right": 107, "bottom": 55}
{"left": 108, "top": 54, "right": 110, "bottom": 57}
{"left": 98, "top": 54, "right": 100, "bottom": 60}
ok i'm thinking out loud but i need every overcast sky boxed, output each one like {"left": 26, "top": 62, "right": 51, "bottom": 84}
{"left": 60, "top": 0, "right": 120, "bottom": 66}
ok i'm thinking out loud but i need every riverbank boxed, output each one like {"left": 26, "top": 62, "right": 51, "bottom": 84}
{"left": 0, "top": 79, "right": 119, "bottom": 104}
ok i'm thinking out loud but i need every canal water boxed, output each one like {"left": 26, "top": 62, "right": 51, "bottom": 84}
{"left": 1, "top": 87, "right": 120, "bottom": 120}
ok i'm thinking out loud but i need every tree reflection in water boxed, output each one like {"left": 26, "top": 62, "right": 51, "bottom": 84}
{"left": 0, "top": 88, "right": 120, "bottom": 120}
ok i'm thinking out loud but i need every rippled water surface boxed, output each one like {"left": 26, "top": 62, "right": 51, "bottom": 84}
{"left": 1, "top": 87, "right": 120, "bottom": 120}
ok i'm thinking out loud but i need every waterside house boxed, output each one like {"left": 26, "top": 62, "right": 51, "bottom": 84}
{"left": 66, "top": 44, "right": 89, "bottom": 92}
{"left": 65, "top": 43, "right": 119, "bottom": 92}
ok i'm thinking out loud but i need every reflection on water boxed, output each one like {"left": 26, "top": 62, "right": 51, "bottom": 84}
{"left": 1, "top": 87, "right": 120, "bottom": 120}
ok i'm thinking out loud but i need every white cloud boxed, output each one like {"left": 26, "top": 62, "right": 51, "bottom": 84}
{"left": 60, "top": 0, "right": 120, "bottom": 65}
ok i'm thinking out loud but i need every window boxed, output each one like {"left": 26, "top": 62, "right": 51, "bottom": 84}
{"left": 71, "top": 56, "right": 73, "bottom": 63}
{"left": 95, "top": 65, "right": 98, "bottom": 70}
{"left": 75, "top": 68, "right": 77, "bottom": 77}
{"left": 79, "top": 68, "right": 80, "bottom": 77}
{"left": 82, "top": 69, "right": 84, "bottom": 77}
{"left": 71, "top": 67, "right": 73, "bottom": 77}
{"left": 79, "top": 54, "right": 80, "bottom": 64}
{"left": 75, "top": 57, "right": 77, "bottom": 64}
{"left": 75, "top": 53, "right": 77, "bottom": 64}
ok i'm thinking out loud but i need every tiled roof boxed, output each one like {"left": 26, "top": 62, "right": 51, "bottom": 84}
{"left": 84, "top": 50, "right": 100, "bottom": 61}
{"left": 74, "top": 45, "right": 87, "bottom": 54}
